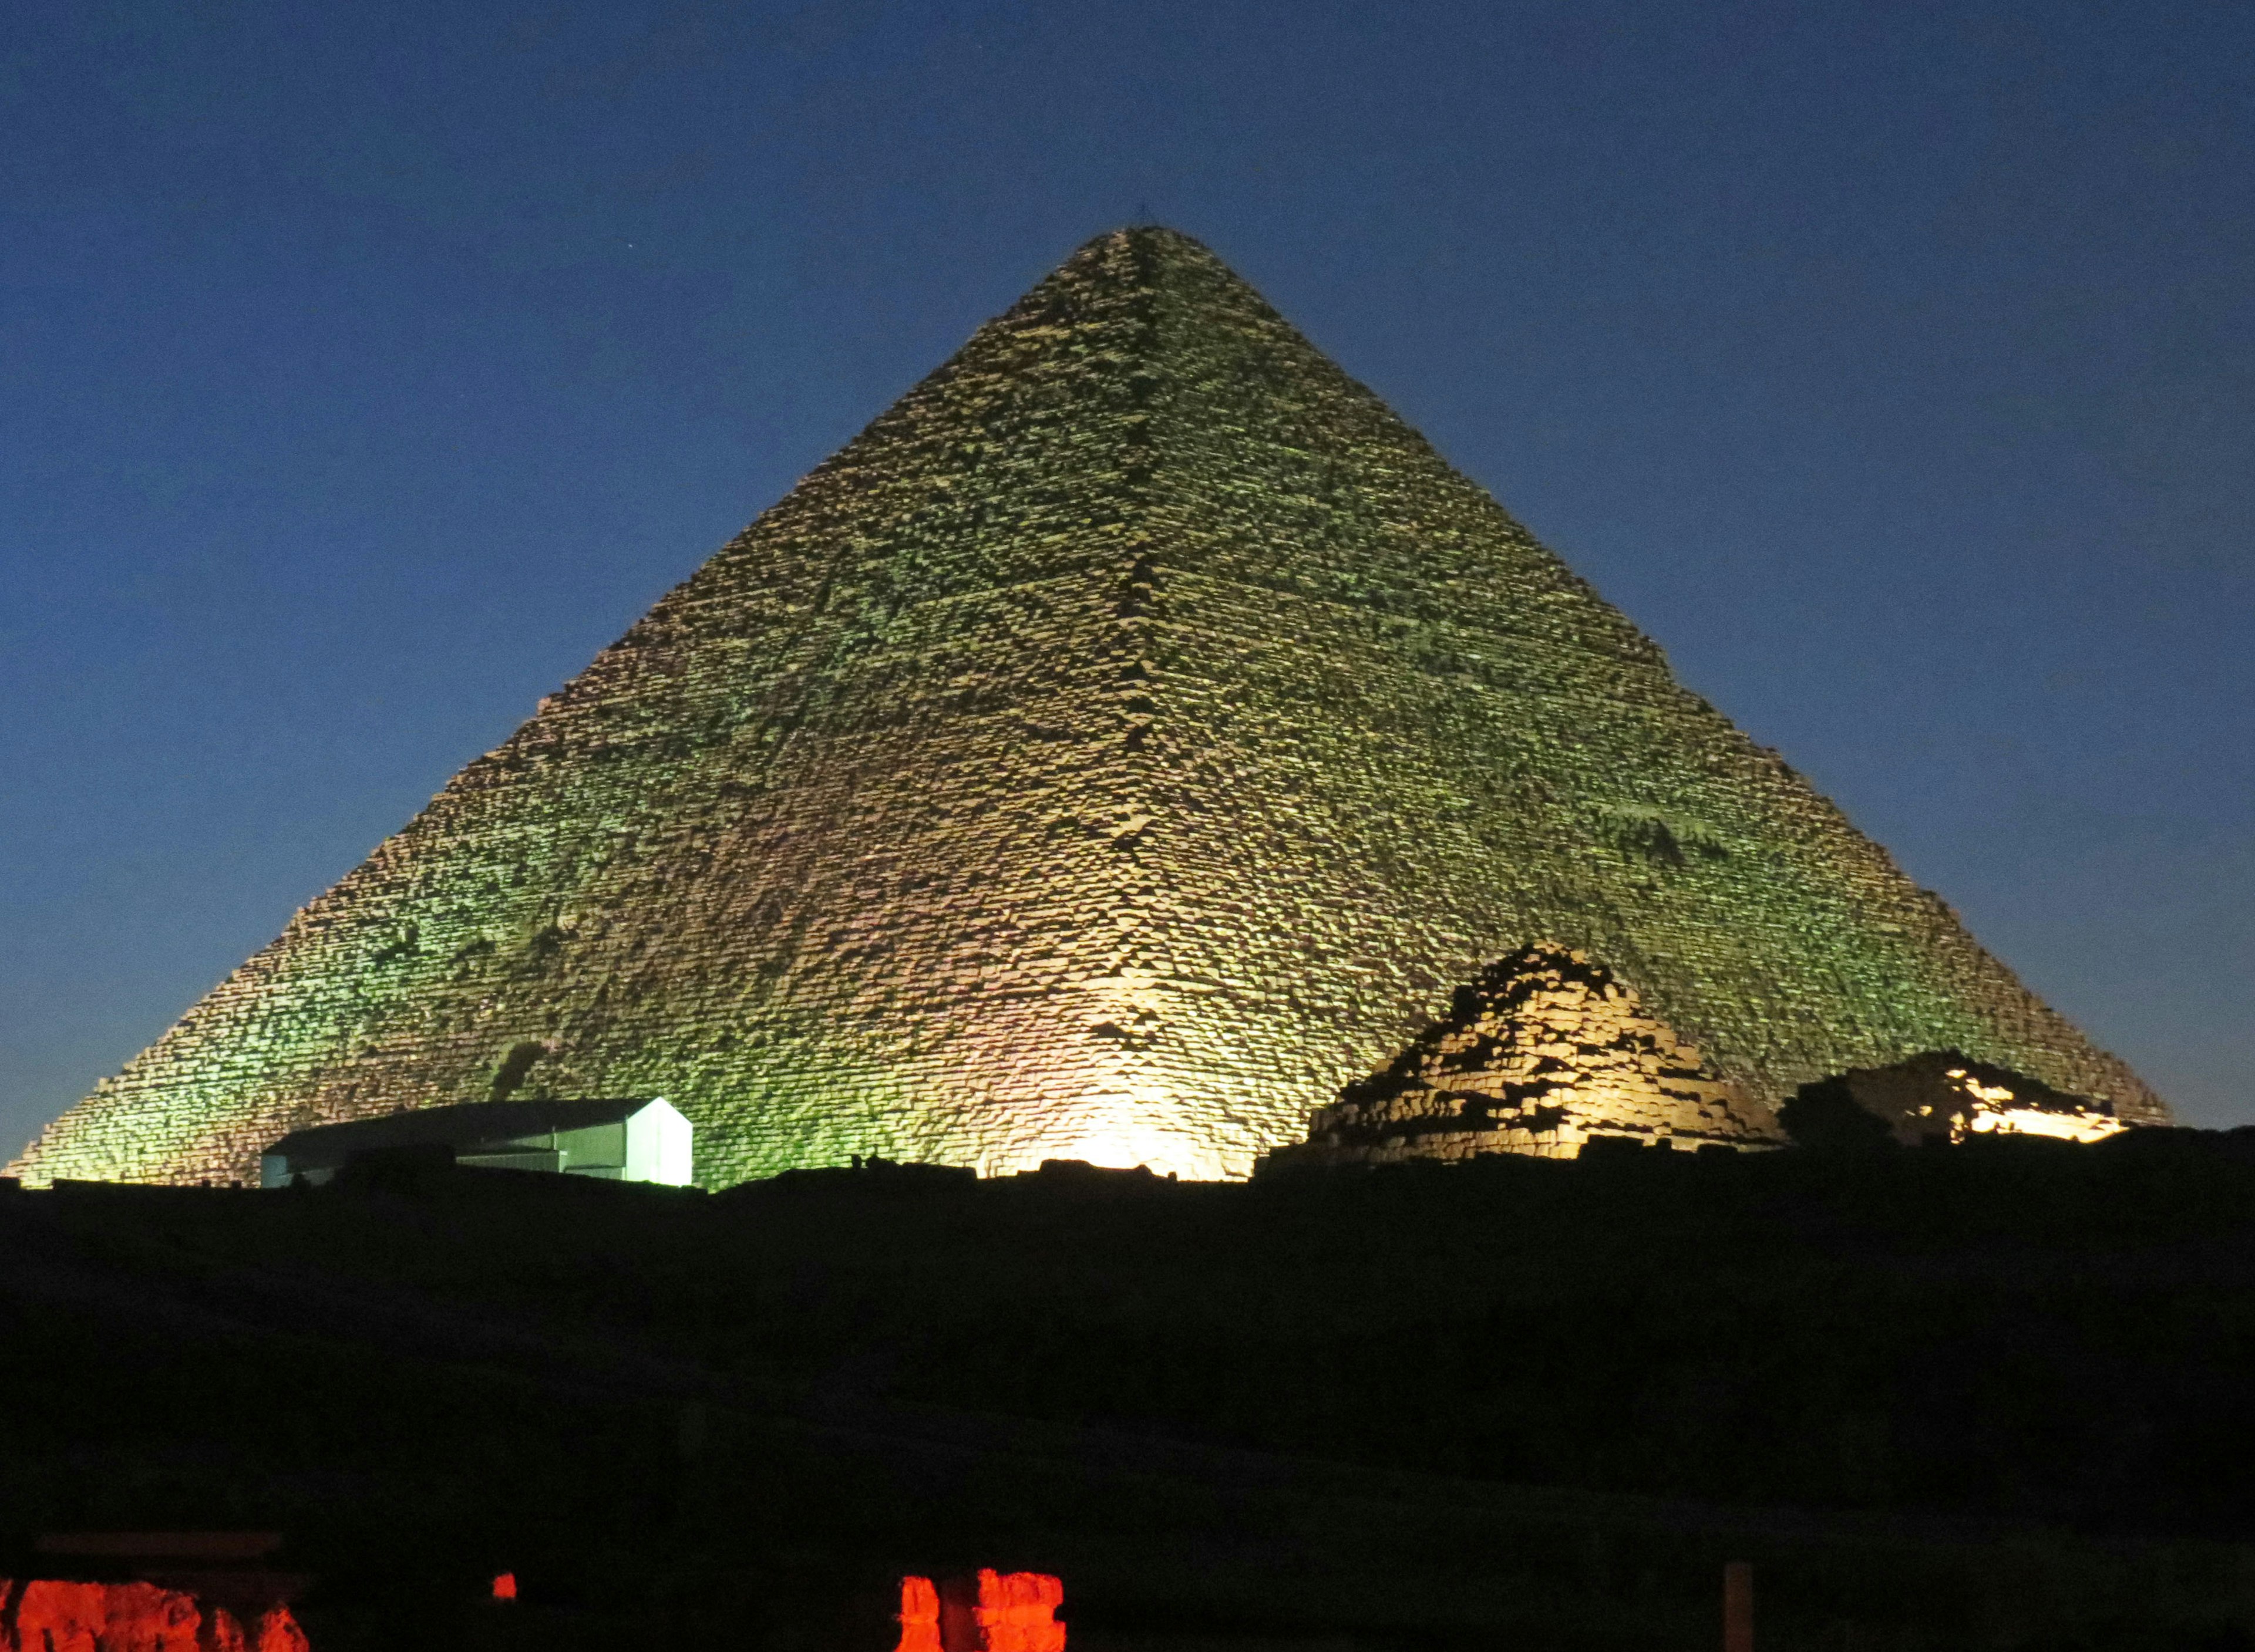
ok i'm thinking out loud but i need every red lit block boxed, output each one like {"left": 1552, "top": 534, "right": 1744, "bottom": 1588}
{"left": 491, "top": 1573, "right": 518, "bottom": 1603}
{"left": 976, "top": 1571, "right": 1063, "bottom": 1652}
{"left": 9, "top": 1579, "right": 201, "bottom": 1652}
{"left": 0, "top": 1579, "right": 307, "bottom": 1652}
{"left": 895, "top": 1576, "right": 943, "bottom": 1652}
{"left": 250, "top": 1604, "right": 311, "bottom": 1652}
{"left": 923, "top": 1571, "right": 1063, "bottom": 1652}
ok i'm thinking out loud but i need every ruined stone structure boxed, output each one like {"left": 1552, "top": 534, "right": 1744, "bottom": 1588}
{"left": 1825, "top": 1051, "right": 2129, "bottom": 1146}
{"left": 0, "top": 1582, "right": 308, "bottom": 1652}
{"left": 896, "top": 1572, "right": 1065, "bottom": 1652}
{"left": 10, "top": 228, "right": 2168, "bottom": 1188}
{"left": 1264, "top": 943, "right": 1786, "bottom": 1168}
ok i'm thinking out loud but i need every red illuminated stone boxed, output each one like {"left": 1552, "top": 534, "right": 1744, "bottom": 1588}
{"left": 0, "top": 1581, "right": 307, "bottom": 1652}
{"left": 895, "top": 1576, "right": 943, "bottom": 1652}
{"left": 248, "top": 1605, "right": 309, "bottom": 1652}
{"left": 920, "top": 1572, "right": 1063, "bottom": 1652}
{"left": 6, "top": 1579, "right": 201, "bottom": 1652}
{"left": 974, "top": 1570, "right": 1064, "bottom": 1652}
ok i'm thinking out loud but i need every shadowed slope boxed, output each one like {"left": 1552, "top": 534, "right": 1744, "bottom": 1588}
{"left": 12, "top": 228, "right": 2162, "bottom": 1187}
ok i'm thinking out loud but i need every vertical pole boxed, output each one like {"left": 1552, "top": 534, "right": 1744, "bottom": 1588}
{"left": 1723, "top": 1562, "right": 1753, "bottom": 1652}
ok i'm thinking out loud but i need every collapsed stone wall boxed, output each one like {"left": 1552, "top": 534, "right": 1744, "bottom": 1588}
{"left": 11, "top": 228, "right": 2169, "bottom": 1189}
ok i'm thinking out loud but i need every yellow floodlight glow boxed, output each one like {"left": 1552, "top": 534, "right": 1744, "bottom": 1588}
{"left": 1940, "top": 1068, "right": 2125, "bottom": 1143}
{"left": 1052, "top": 1126, "right": 1221, "bottom": 1180}
{"left": 1011, "top": 1076, "right": 1237, "bottom": 1181}
{"left": 1960, "top": 1106, "right": 2125, "bottom": 1144}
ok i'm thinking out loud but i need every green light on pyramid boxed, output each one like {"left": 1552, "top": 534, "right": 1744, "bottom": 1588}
{"left": 10, "top": 228, "right": 2168, "bottom": 1188}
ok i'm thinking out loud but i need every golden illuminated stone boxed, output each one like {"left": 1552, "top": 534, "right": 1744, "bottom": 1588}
{"left": 1834, "top": 1052, "right": 2129, "bottom": 1145}
{"left": 1267, "top": 943, "right": 1786, "bottom": 1165}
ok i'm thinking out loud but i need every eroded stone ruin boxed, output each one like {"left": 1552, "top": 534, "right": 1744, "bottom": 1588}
{"left": 1265, "top": 946, "right": 2134, "bottom": 1169}
{"left": 0, "top": 1581, "right": 308, "bottom": 1652}
{"left": 1790, "top": 1051, "right": 2128, "bottom": 1147}
{"left": 896, "top": 1572, "right": 1064, "bottom": 1652}
{"left": 9, "top": 227, "right": 2169, "bottom": 1189}
{"left": 1264, "top": 943, "right": 1786, "bottom": 1166}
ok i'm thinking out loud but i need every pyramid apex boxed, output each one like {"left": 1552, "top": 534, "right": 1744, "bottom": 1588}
{"left": 1058, "top": 223, "right": 1229, "bottom": 271}
{"left": 1109, "top": 222, "right": 1209, "bottom": 245}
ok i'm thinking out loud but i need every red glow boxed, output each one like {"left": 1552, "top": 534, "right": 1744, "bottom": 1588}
{"left": 251, "top": 1604, "right": 311, "bottom": 1652}
{"left": 909, "top": 1572, "right": 1063, "bottom": 1652}
{"left": 0, "top": 1579, "right": 309, "bottom": 1652}
{"left": 490, "top": 1573, "right": 517, "bottom": 1603}
{"left": 974, "top": 1570, "right": 1064, "bottom": 1652}
{"left": 895, "top": 1576, "right": 943, "bottom": 1652}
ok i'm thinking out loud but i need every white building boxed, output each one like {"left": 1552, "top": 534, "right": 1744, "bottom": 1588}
{"left": 260, "top": 1097, "right": 693, "bottom": 1188}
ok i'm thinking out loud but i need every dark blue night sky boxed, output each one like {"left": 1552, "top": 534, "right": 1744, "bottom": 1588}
{"left": 5, "top": 1, "right": 2249, "bottom": 1157}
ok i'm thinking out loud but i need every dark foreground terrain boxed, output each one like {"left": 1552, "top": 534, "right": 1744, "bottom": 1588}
{"left": 9, "top": 1130, "right": 2255, "bottom": 1651}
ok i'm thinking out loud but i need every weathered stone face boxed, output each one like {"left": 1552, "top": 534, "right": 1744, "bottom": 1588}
{"left": 9, "top": 228, "right": 2168, "bottom": 1189}
{"left": 1266, "top": 943, "right": 1787, "bottom": 1167}
{"left": 1829, "top": 1052, "right": 2128, "bottom": 1146}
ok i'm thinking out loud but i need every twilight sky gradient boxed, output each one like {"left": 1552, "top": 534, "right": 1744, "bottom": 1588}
{"left": 4, "top": 0, "right": 2250, "bottom": 1159}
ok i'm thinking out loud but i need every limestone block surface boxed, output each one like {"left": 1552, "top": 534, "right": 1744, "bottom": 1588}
{"left": 11, "top": 229, "right": 2169, "bottom": 1189}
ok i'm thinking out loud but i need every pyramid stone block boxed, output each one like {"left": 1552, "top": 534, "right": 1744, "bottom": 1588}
{"left": 11, "top": 228, "right": 2168, "bottom": 1187}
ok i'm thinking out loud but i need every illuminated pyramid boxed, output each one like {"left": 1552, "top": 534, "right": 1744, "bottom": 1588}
{"left": 12, "top": 228, "right": 2168, "bottom": 1188}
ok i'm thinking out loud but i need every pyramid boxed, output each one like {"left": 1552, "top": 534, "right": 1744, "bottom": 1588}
{"left": 12, "top": 228, "right": 2168, "bottom": 1188}
{"left": 1266, "top": 943, "right": 1788, "bottom": 1167}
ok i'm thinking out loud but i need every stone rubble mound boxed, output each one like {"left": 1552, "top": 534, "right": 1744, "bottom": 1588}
{"left": 1266, "top": 942, "right": 1787, "bottom": 1166}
